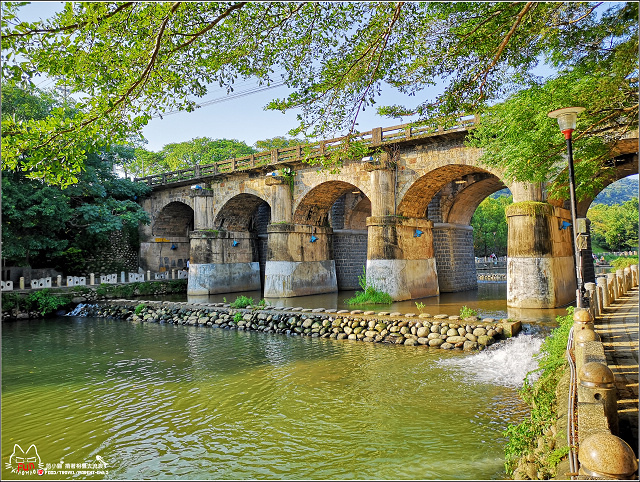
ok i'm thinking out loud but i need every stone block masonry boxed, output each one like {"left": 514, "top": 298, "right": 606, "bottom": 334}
{"left": 432, "top": 223, "right": 477, "bottom": 292}
{"left": 333, "top": 230, "right": 368, "bottom": 290}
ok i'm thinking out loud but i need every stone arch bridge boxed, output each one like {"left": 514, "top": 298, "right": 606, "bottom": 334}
{"left": 136, "top": 119, "right": 638, "bottom": 309}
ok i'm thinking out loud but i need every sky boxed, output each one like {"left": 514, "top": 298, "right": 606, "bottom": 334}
{"left": 18, "top": 1, "right": 425, "bottom": 153}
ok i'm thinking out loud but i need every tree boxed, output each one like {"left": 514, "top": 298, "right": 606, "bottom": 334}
{"left": 122, "top": 138, "right": 256, "bottom": 178}
{"left": 588, "top": 198, "right": 639, "bottom": 252}
{"left": 470, "top": 195, "right": 512, "bottom": 257}
{"left": 2, "top": 2, "right": 636, "bottom": 186}
{"left": 159, "top": 137, "right": 256, "bottom": 170}
{"left": 1, "top": 85, "right": 152, "bottom": 269}
{"left": 254, "top": 136, "right": 307, "bottom": 152}
{"left": 592, "top": 177, "right": 639, "bottom": 206}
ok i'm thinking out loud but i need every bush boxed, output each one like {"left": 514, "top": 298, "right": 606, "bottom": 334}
{"left": 26, "top": 289, "right": 72, "bottom": 315}
{"left": 610, "top": 255, "right": 638, "bottom": 272}
{"left": 134, "top": 303, "right": 146, "bottom": 315}
{"left": 233, "top": 312, "right": 243, "bottom": 323}
{"left": 1, "top": 292, "right": 20, "bottom": 312}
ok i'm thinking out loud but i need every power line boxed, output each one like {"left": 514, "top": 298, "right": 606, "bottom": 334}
{"left": 151, "top": 80, "right": 289, "bottom": 119}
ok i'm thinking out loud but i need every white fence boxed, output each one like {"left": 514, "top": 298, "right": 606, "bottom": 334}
{"left": 3, "top": 269, "right": 187, "bottom": 291}
{"left": 30, "top": 277, "right": 52, "bottom": 289}
{"left": 100, "top": 274, "right": 118, "bottom": 284}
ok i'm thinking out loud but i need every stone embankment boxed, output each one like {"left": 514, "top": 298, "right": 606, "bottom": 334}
{"left": 72, "top": 300, "right": 522, "bottom": 351}
{"left": 511, "top": 264, "right": 639, "bottom": 480}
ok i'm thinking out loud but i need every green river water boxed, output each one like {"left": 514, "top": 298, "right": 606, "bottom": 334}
{"left": 2, "top": 284, "right": 569, "bottom": 480}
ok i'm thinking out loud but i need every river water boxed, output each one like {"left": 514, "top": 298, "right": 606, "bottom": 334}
{"left": 2, "top": 283, "right": 570, "bottom": 480}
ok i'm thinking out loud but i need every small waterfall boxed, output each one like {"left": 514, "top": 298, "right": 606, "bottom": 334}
{"left": 437, "top": 334, "right": 544, "bottom": 388}
{"left": 65, "top": 303, "right": 94, "bottom": 316}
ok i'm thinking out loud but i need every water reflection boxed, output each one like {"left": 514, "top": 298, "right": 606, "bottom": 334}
{"left": 181, "top": 282, "right": 568, "bottom": 326}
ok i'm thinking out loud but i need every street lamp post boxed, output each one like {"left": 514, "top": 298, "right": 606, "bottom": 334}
{"left": 548, "top": 106, "right": 587, "bottom": 308}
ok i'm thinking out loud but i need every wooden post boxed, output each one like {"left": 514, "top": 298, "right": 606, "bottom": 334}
{"left": 372, "top": 127, "right": 382, "bottom": 145}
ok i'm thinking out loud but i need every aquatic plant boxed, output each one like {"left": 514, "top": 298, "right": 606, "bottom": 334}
{"left": 230, "top": 295, "right": 254, "bottom": 309}
{"left": 459, "top": 305, "right": 477, "bottom": 319}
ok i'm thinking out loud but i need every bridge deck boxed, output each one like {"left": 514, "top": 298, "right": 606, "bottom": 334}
{"left": 596, "top": 286, "right": 639, "bottom": 455}
{"left": 134, "top": 117, "right": 478, "bottom": 186}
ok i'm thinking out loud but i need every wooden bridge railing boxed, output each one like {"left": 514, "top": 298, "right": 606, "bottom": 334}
{"left": 134, "top": 115, "right": 478, "bottom": 186}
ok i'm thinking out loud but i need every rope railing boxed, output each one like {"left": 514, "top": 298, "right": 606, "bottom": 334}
{"left": 134, "top": 116, "right": 478, "bottom": 186}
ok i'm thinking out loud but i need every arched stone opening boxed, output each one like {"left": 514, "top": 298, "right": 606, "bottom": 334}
{"left": 214, "top": 193, "right": 270, "bottom": 231}
{"left": 153, "top": 201, "right": 194, "bottom": 237}
{"left": 293, "top": 181, "right": 365, "bottom": 226}
{"left": 140, "top": 201, "right": 194, "bottom": 273}
{"left": 399, "top": 167, "right": 508, "bottom": 293}
{"left": 329, "top": 191, "right": 371, "bottom": 289}
{"left": 397, "top": 165, "right": 482, "bottom": 218}
{"left": 212, "top": 193, "right": 271, "bottom": 287}
{"left": 293, "top": 181, "right": 371, "bottom": 291}
{"left": 188, "top": 194, "right": 270, "bottom": 295}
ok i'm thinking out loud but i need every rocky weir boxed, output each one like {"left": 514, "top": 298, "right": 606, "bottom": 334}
{"left": 69, "top": 300, "right": 522, "bottom": 351}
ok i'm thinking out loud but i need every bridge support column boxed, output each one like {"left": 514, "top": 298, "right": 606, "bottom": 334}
{"left": 187, "top": 230, "right": 260, "bottom": 295}
{"left": 506, "top": 202, "right": 576, "bottom": 308}
{"left": 432, "top": 223, "right": 477, "bottom": 292}
{"left": 263, "top": 224, "right": 337, "bottom": 298}
{"left": 365, "top": 216, "right": 439, "bottom": 301}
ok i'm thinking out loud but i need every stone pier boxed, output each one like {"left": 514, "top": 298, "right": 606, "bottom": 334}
{"left": 263, "top": 223, "right": 337, "bottom": 298}
{"left": 188, "top": 230, "right": 260, "bottom": 295}
{"left": 506, "top": 201, "right": 576, "bottom": 308}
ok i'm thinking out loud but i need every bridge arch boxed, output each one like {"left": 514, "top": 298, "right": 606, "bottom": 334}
{"left": 398, "top": 165, "right": 505, "bottom": 219}
{"left": 293, "top": 180, "right": 369, "bottom": 226}
{"left": 153, "top": 201, "right": 194, "bottom": 237}
{"left": 214, "top": 193, "right": 271, "bottom": 231}
{"left": 442, "top": 176, "right": 508, "bottom": 225}
{"left": 576, "top": 156, "right": 638, "bottom": 217}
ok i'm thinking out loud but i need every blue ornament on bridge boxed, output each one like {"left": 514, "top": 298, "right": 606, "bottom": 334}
{"left": 560, "top": 221, "right": 572, "bottom": 230}
{"left": 310, "top": 235, "right": 318, "bottom": 243}
{"left": 414, "top": 229, "right": 423, "bottom": 237}
{"left": 232, "top": 240, "right": 239, "bottom": 247}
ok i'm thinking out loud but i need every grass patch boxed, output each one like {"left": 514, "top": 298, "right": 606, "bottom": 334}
{"left": 230, "top": 295, "right": 254, "bottom": 309}
{"left": 459, "top": 305, "right": 477, "bottom": 319}
{"left": 345, "top": 266, "right": 393, "bottom": 306}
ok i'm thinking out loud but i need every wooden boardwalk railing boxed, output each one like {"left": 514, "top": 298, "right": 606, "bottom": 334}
{"left": 134, "top": 116, "right": 478, "bottom": 186}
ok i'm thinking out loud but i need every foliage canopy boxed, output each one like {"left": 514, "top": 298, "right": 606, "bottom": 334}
{"left": 1, "top": 84, "right": 151, "bottom": 268}
{"left": 2, "top": 2, "right": 637, "bottom": 188}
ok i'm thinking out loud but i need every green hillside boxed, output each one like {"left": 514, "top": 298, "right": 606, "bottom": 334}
{"left": 592, "top": 176, "right": 638, "bottom": 205}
